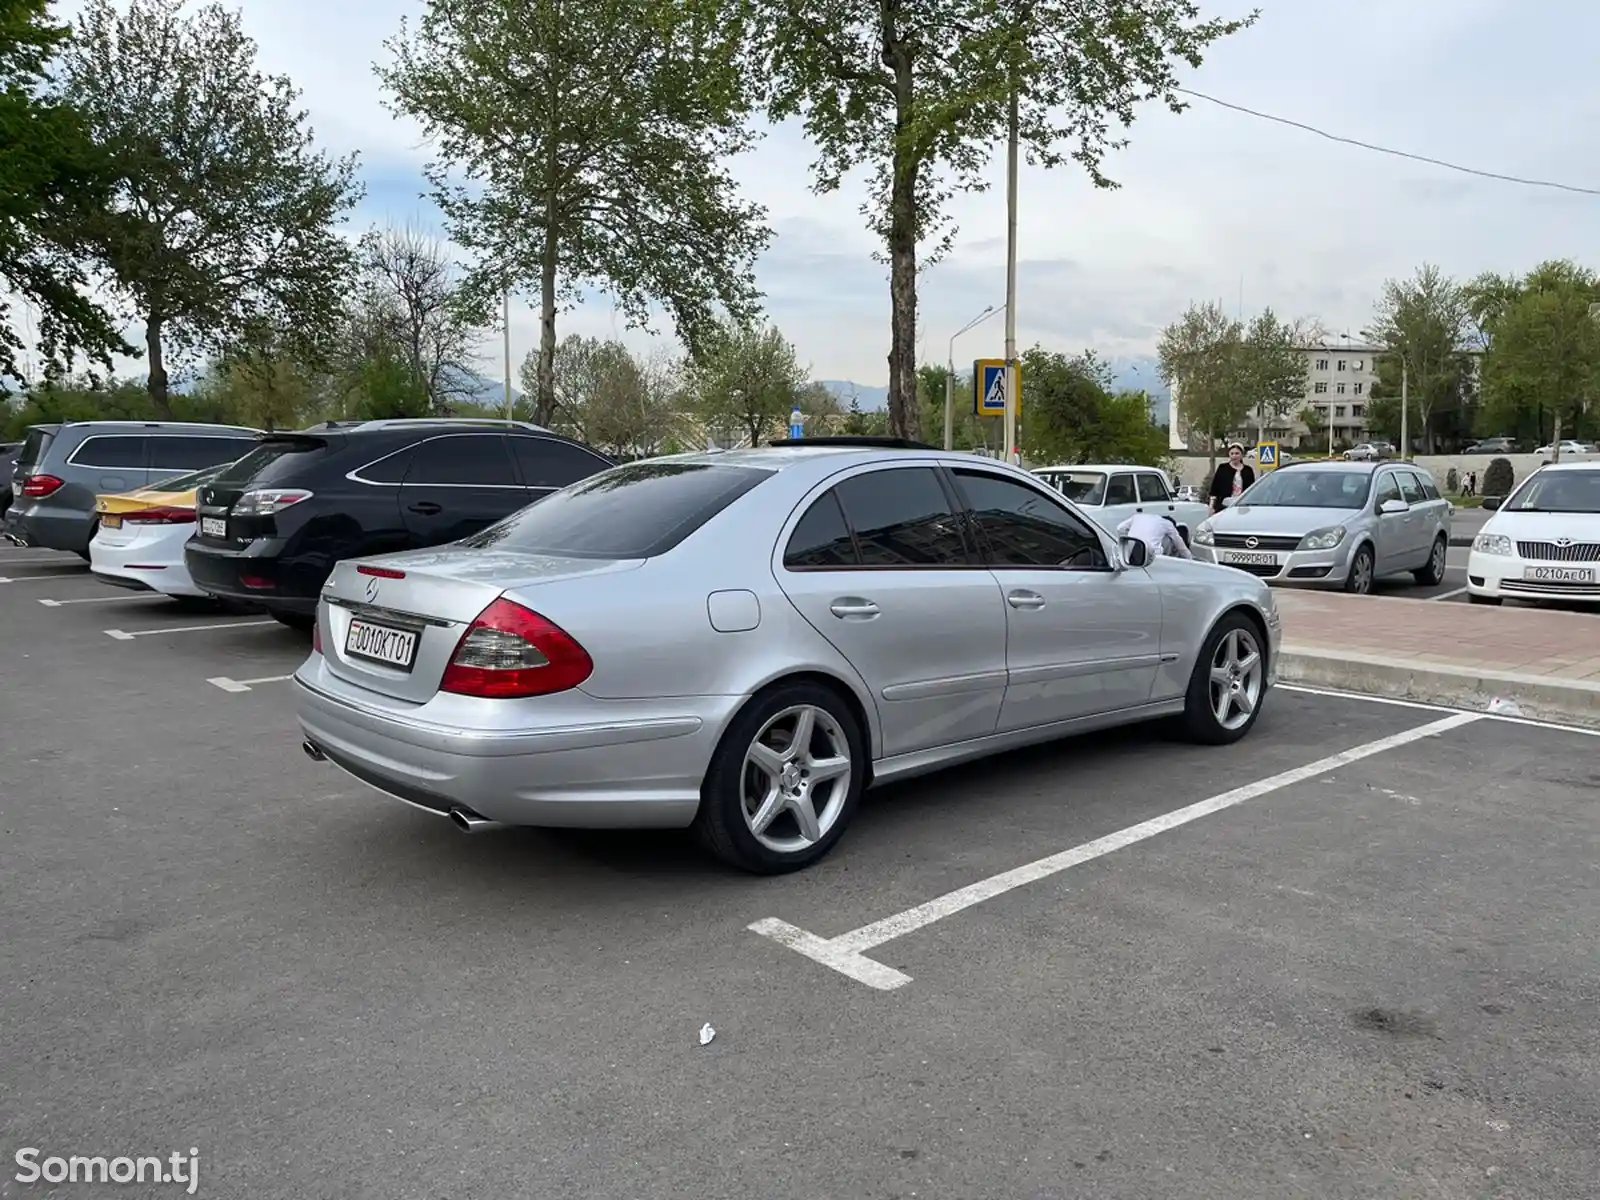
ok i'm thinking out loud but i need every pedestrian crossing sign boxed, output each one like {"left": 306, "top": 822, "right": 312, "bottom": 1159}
{"left": 974, "top": 359, "right": 1019, "bottom": 416}
{"left": 1256, "top": 441, "right": 1279, "bottom": 469}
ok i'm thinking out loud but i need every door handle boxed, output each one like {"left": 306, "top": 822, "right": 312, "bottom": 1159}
{"left": 828, "top": 598, "right": 879, "bottom": 619}
{"left": 407, "top": 501, "right": 442, "bottom": 516}
{"left": 1006, "top": 589, "right": 1046, "bottom": 610}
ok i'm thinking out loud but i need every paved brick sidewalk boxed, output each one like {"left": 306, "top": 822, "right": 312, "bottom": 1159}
{"left": 1272, "top": 589, "right": 1600, "bottom": 724}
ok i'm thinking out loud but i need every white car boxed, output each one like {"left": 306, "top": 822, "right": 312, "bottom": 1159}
{"left": 89, "top": 463, "right": 229, "bottom": 601}
{"left": 1032, "top": 463, "right": 1211, "bottom": 544}
{"left": 1533, "top": 441, "right": 1590, "bottom": 457}
{"left": 1467, "top": 462, "right": 1600, "bottom": 605}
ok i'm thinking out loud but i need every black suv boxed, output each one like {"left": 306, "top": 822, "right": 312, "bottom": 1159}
{"left": 184, "top": 419, "right": 612, "bottom": 629}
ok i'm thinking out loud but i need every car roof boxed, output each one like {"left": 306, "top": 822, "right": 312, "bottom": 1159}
{"left": 649, "top": 441, "right": 1029, "bottom": 475}
{"left": 1032, "top": 463, "right": 1165, "bottom": 474}
{"left": 298, "top": 417, "right": 552, "bottom": 435}
{"left": 1529, "top": 459, "right": 1600, "bottom": 472}
{"left": 55, "top": 420, "right": 260, "bottom": 433}
{"left": 1278, "top": 459, "right": 1428, "bottom": 475}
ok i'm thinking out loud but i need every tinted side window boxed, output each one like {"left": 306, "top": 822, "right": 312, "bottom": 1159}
{"left": 511, "top": 437, "right": 610, "bottom": 489}
{"left": 1395, "top": 471, "right": 1425, "bottom": 503}
{"left": 784, "top": 491, "right": 859, "bottom": 568}
{"left": 69, "top": 436, "right": 146, "bottom": 468}
{"left": 952, "top": 470, "right": 1108, "bottom": 569}
{"left": 404, "top": 435, "right": 517, "bottom": 486}
{"left": 1135, "top": 472, "right": 1171, "bottom": 502}
{"left": 1374, "top": 473, "right": 1402, "bottom": 505}
{"left": 149, "top": 436, "right": 253, "bottom": 471}
{"left": 355, "top": 445, "right": 415, "bottom": 484}
{"left": 1105, "top": 473, "right": 1136, "bottom": 505}
{"left": 832, "top": 468, "right": 970, "bottom": 567}
{"left": 1419, "top": 474, "right": 1441, "bottom": 501}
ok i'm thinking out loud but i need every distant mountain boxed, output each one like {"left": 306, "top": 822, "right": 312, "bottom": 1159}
{"left": 819, "top": 380, "right": 890, "bottom": 411}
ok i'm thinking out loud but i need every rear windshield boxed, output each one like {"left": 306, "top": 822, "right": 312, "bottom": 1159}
{"left": 149, "top": 463, "right": 231, "bottom": 492}
{"left": 18, "top": 427, "right": 55, "bottom": 469}
{"left": 460, "top": 461, "right": 773, "bottom": 558}
{"left": 212, "top": 438, "right": 326, "bottom": 487}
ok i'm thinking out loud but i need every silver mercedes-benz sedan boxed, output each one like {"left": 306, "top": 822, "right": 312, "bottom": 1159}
{"left": 294, "top": 439, "right": 1282, "bottom": 873}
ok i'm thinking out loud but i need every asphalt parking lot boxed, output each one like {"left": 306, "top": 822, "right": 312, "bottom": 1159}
{"left": 3, "top": 545, "right": 1597, "bottom": 1199}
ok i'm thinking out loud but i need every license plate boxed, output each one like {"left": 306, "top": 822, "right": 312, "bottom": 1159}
{"left": 101, "top": 514, "right": 121, "bottom": 529}
{"left": 344, "top": 618, "right": 419, "bottom": 671}
{"left": 201, "top": 516, "right": 227, "bottom": 538}
{"left": 1524, "top": 565, "right": 1595, "bottom": 583}
{"left": 1220, "top": 551, "right": 1278, "bottom": 566}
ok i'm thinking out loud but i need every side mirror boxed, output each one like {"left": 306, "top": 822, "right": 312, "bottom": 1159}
{"left": 1482, "top": 496, "right": 1502, "bottom": 511}
{"left": 1120, "top": 537, "right": 1150, "bottom": 568}
{"left": 1378, "top": 498, "right": 1409, "bottom": 515}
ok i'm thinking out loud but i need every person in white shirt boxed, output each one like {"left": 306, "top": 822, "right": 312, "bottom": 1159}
{"left": 1116, "top": 511, "right": 1195, "bottom": 561}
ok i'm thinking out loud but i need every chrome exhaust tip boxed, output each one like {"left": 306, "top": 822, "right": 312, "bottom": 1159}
{"left": 448, "top": 808, "right": 499, "bottom": 833}
{"left": 301, "top": 740, "right": 327, "bottom": 762}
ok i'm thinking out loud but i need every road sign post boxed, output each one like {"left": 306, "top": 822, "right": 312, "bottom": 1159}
{"left": 1256, "top": 441, "right": 1279, "bottom": 470}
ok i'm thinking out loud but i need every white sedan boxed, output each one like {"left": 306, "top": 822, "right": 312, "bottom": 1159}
{"left": 1533, "top": 441, "right": 1591, "bottom": 457}
{"left": 1467, "top": 461, "right": 1600, "bottom": 605}
{"left": 89, "top": 464, "right": 228, "bottom": 601}
{"left": 1031, "top": 463, "right": 1211, "bottom": 544}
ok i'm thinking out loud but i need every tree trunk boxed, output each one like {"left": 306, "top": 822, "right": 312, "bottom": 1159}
{"left": 883, "top": 23, "right": 920, "bottom": 441}
{"left": 535, "top": 226, "right": 559, "bottom": 426}
{"left": 145, "top": 314, "right": 172, "bottom": 420}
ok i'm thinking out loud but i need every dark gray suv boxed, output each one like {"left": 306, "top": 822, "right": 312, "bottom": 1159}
{"left": 5, "top": 421, "right": 262, "bottom": 556}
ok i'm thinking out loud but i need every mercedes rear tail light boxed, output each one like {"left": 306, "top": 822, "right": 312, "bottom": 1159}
{"left": 233, "top": 488, "right": 313, "bottom": 517}
{"left": 123, "top": 506, "right": 196, "bottom": 525}
{"left": 439, "top": 598, "right": 592, "bottom": 699}
{"left": 20, "top": 474, "right": 63, "bottom": 498}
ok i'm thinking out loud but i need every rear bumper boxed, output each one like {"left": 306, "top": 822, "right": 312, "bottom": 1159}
{"left": 293, "top": 655, "right": 739, "bottom": 829}
{"left": 5, "top": 502, "right": 92, "bottom": 553}
{"left": 184, "top": 538, "right": 320, "bottom": 612}
{"left": 91, "top": 527, "right": 205, "bottom": 597}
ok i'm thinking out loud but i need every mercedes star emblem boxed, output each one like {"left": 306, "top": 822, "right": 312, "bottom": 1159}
{"left": 1245, "top": 536, "right": 1259, "bottom": 548}
{"left": 364, "top": 576, "right": 379, "bottom": 602}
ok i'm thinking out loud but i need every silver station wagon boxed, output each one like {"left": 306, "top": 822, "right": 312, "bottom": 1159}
{"left": 1192, "top": 460, "right": 1452, "bottom": 593}
{"left": 296, "top": 439, "right": 1282, "bottom": 873}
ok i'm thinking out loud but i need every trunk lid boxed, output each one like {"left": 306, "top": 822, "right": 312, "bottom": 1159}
{"left": 318, "top": 546, "right": 644, "bottom": 703}
{"left": 14, "top": 425, "right": 57, "bottom": 491}
{"left": 194, "top": 433, "right": 329, "bottom": 545}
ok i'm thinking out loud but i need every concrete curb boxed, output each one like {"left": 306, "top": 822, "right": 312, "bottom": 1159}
{"left": 1276, "top": 645, "right": 1600, "bottom": 729}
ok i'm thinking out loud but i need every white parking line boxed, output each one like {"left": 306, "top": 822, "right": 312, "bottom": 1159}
{"left": 40, "top": 594, "right": 160, "bottom": 606}
{"left": 0, "top": 573, "right": 87, "bottom": 583}
{"left": 105, "top": 619, "right": 275, "bottom": 639}
{"left": 206, "top": 674, "right": 294, "bottom": 693}
{"left": 1432, "top": 586, "right": 1469, "bottom": 600}
{"left": 1280, "top": 682, "right": 1600, "bottom": 738}
{"left": 750, "top": 711, "right": 1483, "bottom": 991}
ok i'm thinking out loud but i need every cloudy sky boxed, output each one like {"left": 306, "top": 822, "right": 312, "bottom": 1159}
{"left": 51, "top": 0, "right": 1600, "bottom": 386}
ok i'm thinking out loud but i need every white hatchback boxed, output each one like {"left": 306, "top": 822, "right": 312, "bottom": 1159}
{"left": 1467, "top": 462, "right": 1600, "bottom": 605}
{"left": 1031, "top": 464, "right": 1211, "bottom": 544}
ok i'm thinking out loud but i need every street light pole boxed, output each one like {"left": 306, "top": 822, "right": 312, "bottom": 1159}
{"left": 1002, "top": 76, "right": 1019, "bottom": 465}
{"left": 945, "top": 304, "right": 1003, "bottom": 449}
{"left": 1400, "top": 355, "right": 1409, "bottom": 460}
{"left": 503, "top": 287, "right": 513, "bottom": 421}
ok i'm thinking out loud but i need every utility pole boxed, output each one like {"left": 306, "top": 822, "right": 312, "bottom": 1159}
{"left": 1002, "top": 69, "right": 1019, "bottom": 464}
{"left": 1400, "top": 355, "right": 1408, "bottom": 460}
{"left": 502, "top": 287, "right": 513, "bottom": 421}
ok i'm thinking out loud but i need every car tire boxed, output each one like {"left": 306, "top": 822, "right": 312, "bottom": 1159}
{"left": 1468, "top": 594, "right": 1502, "bottom": 606}
{"left": 270, "top": 609, "right": 315, "bottom": 632}
{"left": 1178, "top": 611, "right": 1268, "bottom": 746}
{"left": 694, "top": 680, "right": 867, "bottom": 874}
{"left": 1342, "top": 543, "right": 1375, "bottom": 594}
{"left": 1413, "top": 535, "right": 1448, "bottom": 586}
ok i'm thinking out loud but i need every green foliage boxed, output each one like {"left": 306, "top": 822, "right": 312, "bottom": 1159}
{"left": 686, "top": 320, "right": 806, "bottom": 446}
{"left": 1467, "top": 260, "right": 1600, "bottom": 446}
{"left": 1235, "top": 308, "right": 1309, "bottom": 425}
{"left": 1157, "top": 301, "right": 1247, "bottom": 454}
{"left": 915, "top": 362, "right": 984, "bottom": 448}
{"left": 1365, "top": 263, "right": 1474, "bottom": 451}
{"left": 1445, "top": 467, "right": 1458, "bottom": 493}
{"left": 753, "top": 0, "right": 1257, "bottom": 440}
{"left": 61, "top": 0, "right": 362, "bottom": 415}
{"left": 379, "top": 0, "right": 769, "bottom": 425}
{"left": 0, "top": 0, "right": 130, "bottom": 381}
{"left": 524, "top": 334, "right": 681, "bottom": 457}
{"left": 1483, "top": 457, "right": 1514, "bottom": 498}
{"left": 1018, "top": 345, "right": 1166, "bottom": 466}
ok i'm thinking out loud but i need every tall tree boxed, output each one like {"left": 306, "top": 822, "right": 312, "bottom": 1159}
{"left": 61, "top": 0, "right": 361, "bottom": 417}
{"left": 688, "top": 321, "right": 806, "bottom": 447}
{"left": 1367, "top": 263, "right": 1472, "bottom": 453}
{"left": 0, "top": 0, "right": 129, "bottom": 381}
{"left": 1157, "top": 300, "right": 1248, "bottom": 465}
{"left": 1234, "top": 308, "right": 1310, "bottom": 436}
{"left": 755, "top": 0, "right": 1255, "bottom": 440}
{"left": 355, "top": 224, "right": 483, "bottom": 413}
{"left": 380, "top": 0, "right": 769, "bottom": 427}
{"left": 1466, "top": 260, "right": 1600, "bottom": 447}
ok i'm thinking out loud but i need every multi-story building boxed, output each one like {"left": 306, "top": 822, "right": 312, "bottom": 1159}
{"left": 1221, "top": 340, "right": 1383, "bottom": 450}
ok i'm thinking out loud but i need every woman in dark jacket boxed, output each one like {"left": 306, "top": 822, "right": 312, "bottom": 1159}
{"left": 1208, "top": 443, "right": 1255, "bottom": 513}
